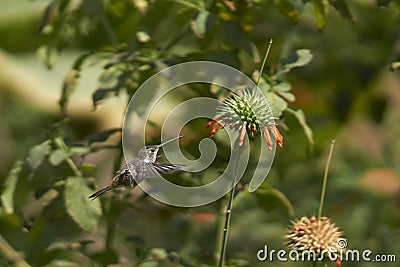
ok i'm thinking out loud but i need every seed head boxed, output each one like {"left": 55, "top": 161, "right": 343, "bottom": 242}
{"left": 286, "top": 216, "right": 344, "bottom": 256}
{"left": 206, "top": 88, "right": 283, "bottom": 149}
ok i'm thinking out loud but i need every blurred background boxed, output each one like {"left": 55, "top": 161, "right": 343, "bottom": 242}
{"left": 0, "top": 0, "right": 400, "bottom": 266}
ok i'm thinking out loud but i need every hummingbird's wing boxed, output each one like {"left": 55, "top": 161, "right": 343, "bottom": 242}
{"left": 137, "top": 163, "right": 184, "bottom": 180}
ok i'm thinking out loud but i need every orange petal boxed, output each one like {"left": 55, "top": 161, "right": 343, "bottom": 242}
{"left": 268, "top": 124, "right": 283, "bottom": 148}
{"left": 206, "top": 116, "right": 222, "bottom": 129}
{"left": 335, "top": 258, "right": 342, "bottom": 267}
{"left": 209, "top": 121, "right": 225, "bottom": 138}
{"left": 239, "top": 122, "right": 247, "bottom": 146}
{"left": 262, "top": 127, "right": 273, "bottom": 151}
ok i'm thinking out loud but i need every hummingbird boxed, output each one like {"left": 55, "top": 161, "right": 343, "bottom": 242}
{"left": 88, "top": 136, "right": 184, "bottom": 199}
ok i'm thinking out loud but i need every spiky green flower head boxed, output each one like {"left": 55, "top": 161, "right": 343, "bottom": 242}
{"left": 206, "top": 88, "right": 283, "bottom": 150}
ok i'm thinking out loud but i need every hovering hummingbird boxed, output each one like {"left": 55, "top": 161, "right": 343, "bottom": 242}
{"left": 89, "top": 136, "right": 184, "bottom": 199}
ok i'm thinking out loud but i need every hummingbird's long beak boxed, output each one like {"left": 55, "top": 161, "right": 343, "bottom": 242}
{"left": 158, "top": 135, "right": 184, "bottom": 147}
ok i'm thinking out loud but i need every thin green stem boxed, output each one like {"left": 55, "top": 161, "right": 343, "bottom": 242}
{"left": 256, "top": 39, "right": 273, "bottom": 86}
{"left": 99, "top": 1, "right": 119, "bottom": 46}
{"left": 317, "top": 140, "right": 335, "bottom": 218}
{"left": 218, "top": 178, "right": 236, "bottom": 267}
{"left": 0, "top": 235, "right": 30, "bottom": 267}
{"left": 53, "top": 138, "right": 82, "bottom": 177}
{"left": 217, "top": 138, "right": 243, "bottom": 267}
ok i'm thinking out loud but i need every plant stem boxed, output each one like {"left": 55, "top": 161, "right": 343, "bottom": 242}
{"left": 217, "top": 138, "right": 243, "bottom": 267}
{"left": 104, "top": 142, "right": 123, "bottom": 250}
{"left": 53, "top": 138, "right": 82, "bottom": 177}
{"left": 256, "top": 39, "right": 273, "bottom": 85}
{"left": 218, "top": 178, "right": 236, "bottom": 267}
{"left": 317, "top": 140, "right": 335, "bottom": 218}
{"left": 0, "top": 235, "right": 30, "bottom": 267}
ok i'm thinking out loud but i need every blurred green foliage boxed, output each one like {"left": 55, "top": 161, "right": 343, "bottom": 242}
{"left": 1, "top": 0, "right": 400, "bottom": 266}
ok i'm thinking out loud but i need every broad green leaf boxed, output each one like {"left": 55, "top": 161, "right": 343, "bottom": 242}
{"left": 311, "top": 0, "right": 326, "bottom": 31}
{"left": 27, "top": 140, "right": 52, "bottom": 178}
{"left": 1, "top": 159, "right": 23, "bottom": 213}
{"left": 65, "top": 177, "right": 101, "bottom": 232}
{"left": 278, "top": 91, "right": 296, "bottom": 102}
{"left": 265, "top": 92, "right": 287, "bottom": 118}
{"left": 92, "top": 67, "right": 129, "bottom": 109}
{"left": 22, "top": 189, "right": 59, "bottom": 221}
{"left": 273, "top": 0, "right": 300, "bottom": 24}
{"left": 49, "top": 146, "right": 89, "bottom": 166}
{"left": 286, "top": 108, "right": 314, "bottom": 149}
{"left": 92, "top": 88, "right": 118, "bottom": 109}
{"left": 59, "top": 53, "right": 92, "bottom": 112}
{"left": 280, "top": 49, "right": 313, "bottom": 73}
{"left": 80, "top": 164, "right": 97, "bottom": 174}
{"left": 255, "top": 188, "right": 294, "bottom": 216}
{"left": 328, "top": 0, "right": 354, "bottom": 21}
{"left": 191, "top": 10, "right": 216, "bottom": 38}
{"left": 49, "top": 149, "right": 72, "bottom": 166}
{"left": 273, "top": 81, "right": 291, "bottom": 92}
{"left": 85, "top": 128, "right": 121, "bottom": 144}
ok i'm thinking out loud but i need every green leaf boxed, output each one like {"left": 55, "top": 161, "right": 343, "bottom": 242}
{"left": 273, "top": 0, "right": 300, "bottom": 24}
{"left": 390, "top": 61, "right": 400, "bottom": 71}
{"left": 328, "top": 0, "right": 355, "bottom": 21}
{"left": 280, "top": 49, "right": 313, "bottom": 73}
{"left": 92, "top": 67, "right": 129, "bottom": 109}
{"left": 49, "top": 146, "right": 89, "bottom": 166}
{"left": 37, "top": 45, "right": 59, "bottom": 69}
{"left": 255, "top": 188, "right": 294, "bottom": 216}
{"left": 265, "top": 92, "right": 287, "bottom": 118}
{"left": 286, "top": 108, "right": 314, "bottom": 149}
{"left": 22, "top": 189, "right": 59, "bottom": 222}
{"left": 80, "top": 164, "right": 97, "bottom": 174}
{"left": 311, "top": 0, "right": 326, "bottom": 31}
{"left": 273, "top": 81, "right": 291, "bottom": 92}
{"left": 92, "top": 88, "right": 118, "bottom": 109}
{"left": 27, "top": 140, "right": 52, "bottom": 178}
{"left": 59, "top": 53, "right": 92, "bottom": 112}
{"left": 191, "top": 10, "right": 216, "bottom": 38}
{"left": 136, "top": 31, "right": 151, "bottom": 42}
{"left": 49, "top": 149, "right": 72, "bottom": 166}
{"left": 277, "top": 91, "right": 296, "bottom": 102}
{"left": 65, "top": 177, "right": 101, "bottom": 232}
{"left": 1, "top": 159, "right": 23, "bottom": 214}
{"left": 85, "top": 128, "right": 121, "bottom": 144}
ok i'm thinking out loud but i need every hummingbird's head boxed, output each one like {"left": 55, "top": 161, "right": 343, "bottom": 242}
{"left": 138, "top": 145, "right": 160, "bottom": 163}
{"left": 137, "top": 135, "right": 184, "bottom": 163}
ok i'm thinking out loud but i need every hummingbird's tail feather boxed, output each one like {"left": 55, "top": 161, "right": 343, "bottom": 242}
{"left": 88, "top": 185, "right": 113, "bottom": 199}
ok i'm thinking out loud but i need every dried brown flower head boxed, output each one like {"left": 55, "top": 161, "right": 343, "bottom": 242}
{"left": 286, "top": 216, "right": 344, "bottom": 255}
